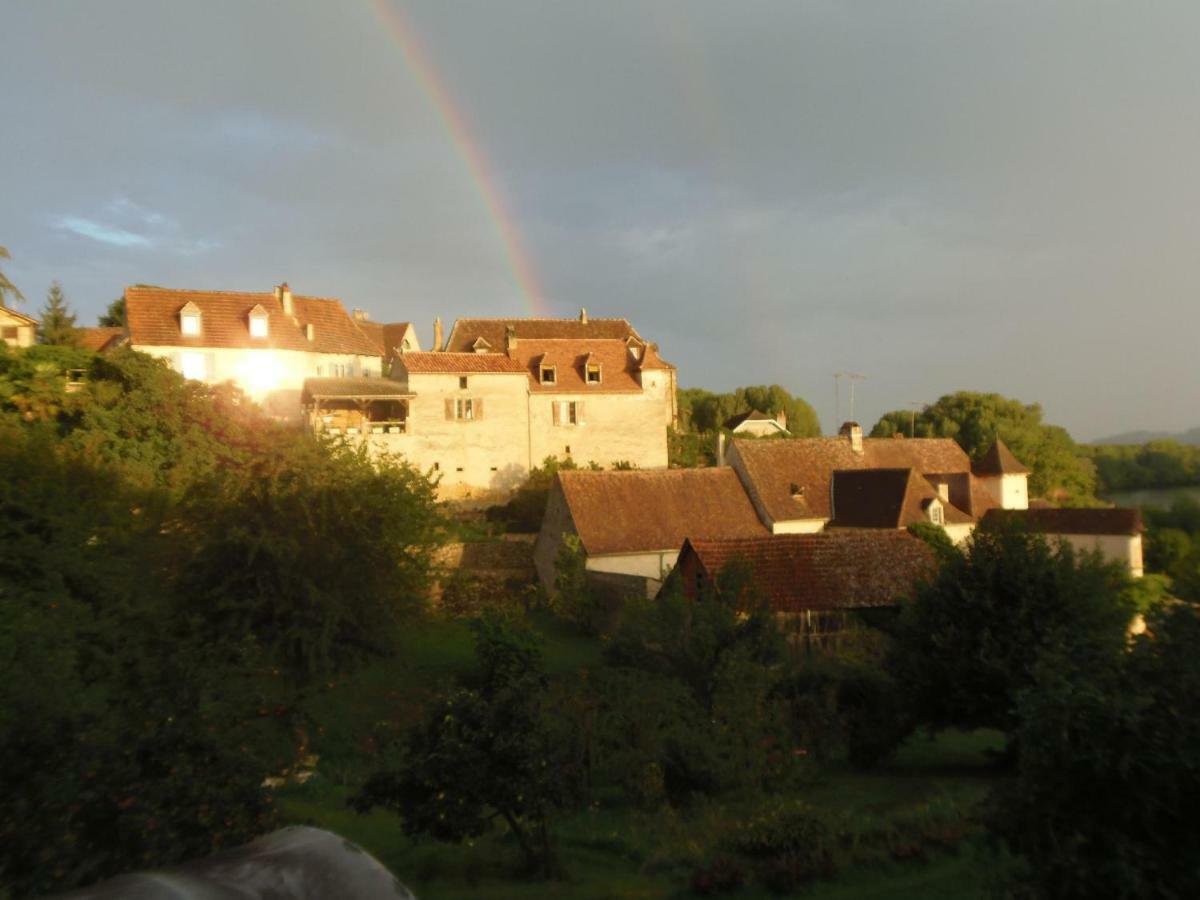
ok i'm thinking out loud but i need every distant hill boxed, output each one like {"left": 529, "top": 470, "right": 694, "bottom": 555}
{"left": 1092, "top": 427, "right": 1200, "bottom": 446}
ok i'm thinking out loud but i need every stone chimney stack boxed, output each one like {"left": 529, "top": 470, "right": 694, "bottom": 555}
{"left": 505, "top": 324, "right": 517, "bottom": 356}
{"left": 777, "top": 409, "right": 788, "bottom": 430}
{"left": 579, "top": 307, "right": 588, "bottom": 325}
{"left": 305, "top": 323, "right": 315, "bottom": 342}
{"left": 353, "top": 308, "right": 368, "bottom": 322}
{"left": 278, "top": 283, "right": 294, "bottom": 316}
{"left": 433, "top": 317, "right": 443, "bottom": 351}
{"left": 839, "top": 421, "right": 864, "bottom": 454}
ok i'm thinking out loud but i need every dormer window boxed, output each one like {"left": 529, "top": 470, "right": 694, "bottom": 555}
{"left": 472, "top": 336, "right": 492, "bottom": 354}
{"left": 540, "top": 364, "right": 557, "bottom": 385}
{"left": 248, "top": 304, "right": 269, "bottom": 339}
{"left": 586, "top": 362, "right": 602, "bottom": 384}
{"left": 180, "top": 301, "right": 202, "bottom": 336}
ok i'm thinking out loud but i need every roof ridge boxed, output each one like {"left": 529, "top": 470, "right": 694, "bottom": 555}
{"left": 449, "top": 316, "right": 632, "bottom": 323}
{"left": 125, "top": 285, "right": 346, "bottom": 303}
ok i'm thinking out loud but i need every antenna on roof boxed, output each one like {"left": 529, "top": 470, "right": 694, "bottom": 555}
{"left": 841, "top": 372, "right": 866, "bottom": 423}
{"left": 907, "top": 401, "right": 924, "bottom": 438}
{"left": 832, "top": 373, "right": 843, "bottom": 432}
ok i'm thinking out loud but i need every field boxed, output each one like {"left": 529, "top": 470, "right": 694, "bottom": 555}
{"left": 276, "top": 616, "right": 1007, "bottom": 899}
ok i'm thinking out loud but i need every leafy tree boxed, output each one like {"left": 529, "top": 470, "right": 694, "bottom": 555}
{"left": 872, "top": 391, "right": 1095, "bottom": 502}
{"left": 992, "top": 602, "right": 1200, "bottom": 898}
{"left": 353, "top": 616, "right": 580, "bottom": 875}
{"left": 486, "top": 456, "right": 578, "bottom": 532}
{"left": 887, "top": 523, "right": 1133, "bottom": 737}
{"left": 38, "top": 280, "right": 80, "bottom": 346}
{"left": 178, "top": 442, "right": 439, "bottom": 679}
{"left": 0, "top": 244, "right": 23, "bottom": 307}
{"left": 97, "top": 296, "right": 127, "bottom": 327}
{"left": 678, "top": 384, "right": 820, "bottom": 437}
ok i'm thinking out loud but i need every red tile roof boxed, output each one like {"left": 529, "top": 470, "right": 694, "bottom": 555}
{"left": 443, "top": 316, "right": 643, "bottom": 352}
{"left": 557, "top": 468, "right": 769, "bottom": 556}
{"left": 679, "top": 531, "right": 936, "bottom": 612}
{"left": 972, "top": 438, "right": 1031, "bottom": 476}
{"left": 980, "top": 507, "right": 1144, "bottom": 536}
{"left": 124, "top": 286, "right": 380, "bottom": 356}
{"left": 518, "top": 339, "right": 646, "bottom": 393}
{"left": 829, "top": 468, "right": 973, "bottom": 528}
{"left": 78, "top": 326, "right": 126, "bottom": 353}
{"left": 394, "top": 352, "right": 527, "bottom": 374}
{"left": 356, "top": 320, "right": 415, "bottom": 363}
{"left": 730, "top": 435, "right": 974, "bottom": 524}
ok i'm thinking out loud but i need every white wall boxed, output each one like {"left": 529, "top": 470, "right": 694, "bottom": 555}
{"left": 1057, "top": 533, "right": 1144, "bottom": 578}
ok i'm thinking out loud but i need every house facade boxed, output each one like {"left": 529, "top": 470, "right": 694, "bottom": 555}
{"left": 1, "top": 305, "right": 37, "bottom": 348}
{"left": 124, "top": 284, "right": 383, "bottom": 419}
{"left": 307, "top": 311, "right": 678, "bottom": 498}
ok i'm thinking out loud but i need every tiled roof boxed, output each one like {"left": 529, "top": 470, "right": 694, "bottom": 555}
{"left": 0, "top": 305, "right": 38, "bottom": 326}
{"left": 443, "top": 316, "right": 642, "bottom": 352}
{"left": 829, "top": 469, "right": 973, "bottom": 528}
{"left": 730, "top": 436, "right": 974, "bottom": 524}
{"left": 301, "top": 377, "right": 414, "bottom": 401}
{"left": 78, "top": 326, "right": 126, "bottom": 353}
{"left": 124, "top": 286, "right": 380, "bottom": 356}
{"left": 558, "top": 468, "right": 769, "bottom": 556}
{"left": 972, "top": 438, "right": 1031, "bottom": 476}
{"left": 356, "top": 321, "right": 415, "bottom": 363}
{"left": 980, "top": 507, "right": 1144, "bottom": 536}
{"left": 725, "top": 410, "right": 778, "bottom": 430}
{"left": 681, "top": 531, "right": 936, "bottom": 612}
{"left": 394, "top": 352, "right": 527, "bottom": 374}
{"left": 517, "top": 339, "right": 646, "bottom": 393}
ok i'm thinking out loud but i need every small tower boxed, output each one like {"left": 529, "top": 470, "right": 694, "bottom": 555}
{"left": 973, "top": 438, "right": 1031, "bottom": 510}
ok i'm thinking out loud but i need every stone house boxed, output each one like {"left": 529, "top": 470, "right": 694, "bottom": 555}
{"left": 124, "top": 284, "right": 384, "bottom": 419}
{"left": 980, "top": 507, "right": 1145, "bottom": 577}
{"left": 1, "top": 305, "right": 37, "bottom": 348}
{"left": 723, "top": 409, "right": 789, "bottom": 436}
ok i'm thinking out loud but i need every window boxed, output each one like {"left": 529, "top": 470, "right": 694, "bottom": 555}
{"left": 930, "top": 504, "right": 944, "bottom": 525}
{"left": 459, "top": 376, "right": 468, "bottom": 389}
{"left": 181, "top": 312, "right": 201, "bottom": 336}
{"left": 446, "top": 397, "right": 484, "bottom": 421}
{"left": 248, "top": 305, "right": 269, "bottom": 338}
{"left": 1, "top": 326, "right": 17, "bottom": 341}
{"left": 180, "top": 352, "right": 207, "bottom": 381}
{"left": 586, "top": 363, "right": 602, "bottom": 384}
{"left": 540, "top": 364, "right": 556, "bottom": 385}
{"left": 552, "top": 400, "right": 582, "bottom": 426}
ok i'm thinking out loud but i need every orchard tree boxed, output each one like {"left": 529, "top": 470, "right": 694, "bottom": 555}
{"left": 39, "top": 280, "right": 80, "bottom": 346}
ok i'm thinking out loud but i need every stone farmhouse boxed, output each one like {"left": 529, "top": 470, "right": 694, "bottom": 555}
{"left": 304, "top": 311, "right": 678, "bottom": 497}
{"left": 1, "top": 304, "right": 37, "bottom": 349}
{"left": 536, "top": 423, "right": 1144, "bottom": 598}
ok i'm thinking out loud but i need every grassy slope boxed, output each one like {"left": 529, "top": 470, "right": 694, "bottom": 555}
{"left": 280, "top": 617, "right": 1004, "bottom": 899}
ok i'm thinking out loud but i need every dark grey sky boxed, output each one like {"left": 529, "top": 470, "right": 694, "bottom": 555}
{"left": 3, "top": 1, "right": 1198, "bottom": 440}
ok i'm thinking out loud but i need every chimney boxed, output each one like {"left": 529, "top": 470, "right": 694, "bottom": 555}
{"left": 839, "top": 421, "right": 864, "bottom": 454}
{"left": 579, "top": 307, "right": 588, "bottom": 325}
{"left": 776, "top": 408, "right": 787, "bottom": 430}
{"left": 353, "top": 308, "right": 368, "bottom": 321}
{"left": 433, "top": 317, "right": 444, "bottom": 351}
{"left": 305, "top": 323, "right": 315, "bottom": 342}
{"left": 278, "top": 282, "right": 294, "bottom": 316}
{"left": 505, "top": 324, "right": 517, "bottom": 356}
{"left": 714, "top": 432, "right": 726, "bottom": 467}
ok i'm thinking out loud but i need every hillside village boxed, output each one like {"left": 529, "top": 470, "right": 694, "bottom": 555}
{"left": 27, "top": 281, "right": 1143, "bottom": 630}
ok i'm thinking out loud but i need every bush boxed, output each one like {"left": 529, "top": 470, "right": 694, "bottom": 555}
{"left": 836, "top": 666, "right": 913, "bottom": 768}
{"left": 689, "top": 855, "right": 745, "bottom": 895}
{"left": 723, "top": 801, "right": 835, "bottom": 892}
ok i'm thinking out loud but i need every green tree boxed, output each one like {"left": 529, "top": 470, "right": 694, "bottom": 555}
{"left": 97, "top": 295, "right": 127, "bottom": 327}
{"left": 678, "top": 384, "right": 820, "bottom": 436}
{"left": 38, "top": 281, "right": 80, "bottom": 346}
{"left": 0, "top": 245, "right": 24, "bottom": 307}
{"left": 887, "top": 524, "right": 1133, "bottom": 737}
{"left": 353, "top": 616, "right": 580, "bottom": 875}
{"left": 992, "top": 602, "right": 1200, "bottom": 899}
{"left": 872, "top": 391, "right": 1096, "bottom": 502}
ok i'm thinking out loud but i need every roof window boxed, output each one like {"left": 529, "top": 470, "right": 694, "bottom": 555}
{"left": 586, "top": 362, "right": 602, "bottom": 384}
{"left": 248, "top": 304, "right": 269, "bottom": 338}
{"left": 540, "top": 364, "right": 557, "bottom": 385}
{"left": 180, "top": 301, "right": 202, "bottom": 336}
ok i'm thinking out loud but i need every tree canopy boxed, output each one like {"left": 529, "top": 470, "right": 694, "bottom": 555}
{"left": 871, "top": 391, "right": 1095, "bottom": 502}
{"left": 38, "top": 280, "right": 80, "bottom": 346}
{"left": 0, "top": 245, "right": 24, "bottom": 307}
{"left": 678, "top": 384, "right": 821, "bottom": 436}
{"left": 97, "top": 296, "right": 127, "bottom": 328}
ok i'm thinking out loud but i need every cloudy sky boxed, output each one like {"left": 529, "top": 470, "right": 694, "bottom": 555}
{"left": 3, "top": 1, "right": 1198, "bottom": 440}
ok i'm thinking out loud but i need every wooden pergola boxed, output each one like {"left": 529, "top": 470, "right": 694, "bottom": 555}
{"left": 301, "top": 377, "right": 416, "bottom": 436}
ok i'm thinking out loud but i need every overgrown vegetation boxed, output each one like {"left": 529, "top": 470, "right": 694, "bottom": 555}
{"left": 0, "top": 344, "right": 439, "bottom": 896}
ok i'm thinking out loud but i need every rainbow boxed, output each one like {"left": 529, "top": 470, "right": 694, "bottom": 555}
{"left": 372, "top": 0, "right": 549, "bottom": 316}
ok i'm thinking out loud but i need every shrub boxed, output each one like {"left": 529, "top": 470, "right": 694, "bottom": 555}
{"left": 689, "top": 855, "right": 745, "bottom": 895}
{"left": 723, "top": 801, "right": 835, "bottom": 892}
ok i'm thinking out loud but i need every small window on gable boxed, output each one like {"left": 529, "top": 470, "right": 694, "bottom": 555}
{"left": 540, "top": 364, "right": 557, "bottom": 385}
{"left": 930, "top": 503, "right": 944, "bottom": 525}
{"left": 180, "top": 302, "right": 202, "bottom": 336}
{"left": 459, "top": 376, "right": 468, "bottom": 389}
{"left": 248, "top": 304, "right": 269, "bottom": 338}
{"left": 586, "top": 363, "right": 602, "bottom": 384}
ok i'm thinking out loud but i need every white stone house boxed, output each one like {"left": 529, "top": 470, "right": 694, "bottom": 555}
{"left": 1, "top": 305, "right": 37, "bottom": 349}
